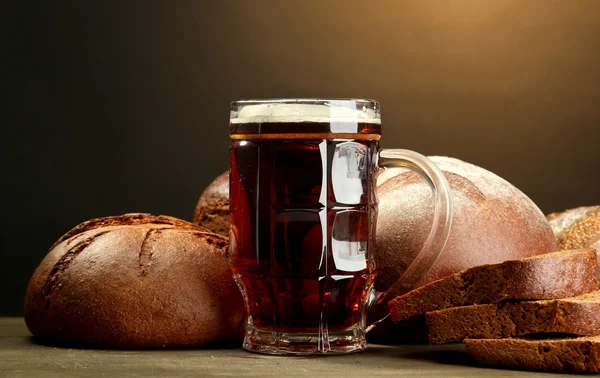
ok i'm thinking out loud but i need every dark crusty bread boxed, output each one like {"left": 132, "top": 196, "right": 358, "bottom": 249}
{"left": 370, "top": 157, "right": 556, "bottom": 344}
{"left": 465, "top": 336, "right": 600, "bottom": 373}
{"left": 24, "top": 213, "right": 245, "bottom": 348}
{"left": 547, "top": 206, "right": 600, "bottom": 251}
{"left": 193, "top": 171, "right": 229, "bottom": 235}
{"left": 375, "top": 156, "right": 556, "bottom": 293}
{"left": 547, "top": 206, "right": 600, "bottom": 279}
{"left": 389, "top": 249, "right": 598, "bottom": 323}
{"left": 426, "top": 290, "right": 600, "bottom": 344}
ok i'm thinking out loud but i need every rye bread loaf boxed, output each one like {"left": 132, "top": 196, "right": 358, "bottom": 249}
{"left": 465, "top": 336, "right": 600, "bottom": 373}
{"left": 371, "top": 157, "right": 557, "bottom": 344}
{"left": 426, "top": 290, "right": 600, "bottom": 344}
{"left": 375, "top": 156, "right": 556, "bottom": 293}
{"left": 193, "top": 171, "right": 229, "bottom": 235}
{"left": 24, "top": 213, "right": 245, "bottom": 348}
{"left": 389, "top": 249, "right": 598, "bottom": 323}
{"left": 548, "top": 206, "right": 600, "bottom": 250}
{"left": 547, "top": 206, "right": 600, "bottom": 278}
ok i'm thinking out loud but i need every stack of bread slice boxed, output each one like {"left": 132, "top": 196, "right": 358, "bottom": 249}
{"left": 388, "top": 248, "right": 600, "bottom": 373}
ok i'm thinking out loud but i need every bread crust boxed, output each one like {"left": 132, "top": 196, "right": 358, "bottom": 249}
{"left": 193, "top": 171, "right": 229, "bottom": 235}
{"left": 465, "top": 336, "right": 600, "bottom": 373}
{"left": 547, "top": 206, "right": 600, "bottom": 249}
{"left": 375, "top": 156, "right": 557, "bottom": 293}
{"left": 547, "top": 206, "right": 600, "bottom": 281}
{"left": 24, "top": 213, "right": 245, "bottom": 348}
{"left": 389, "top": 249, "right": 598, "bottom": 323}
{"left": 426, "top": 291, "right": 600, "bottom": 344}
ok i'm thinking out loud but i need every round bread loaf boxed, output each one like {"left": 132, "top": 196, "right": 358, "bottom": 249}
{"left": 547, "top": 206, "right": 600, "bottom": 251}
{"left": 369, "top": 156, "right": 557, "bottom": 344}
{"left": 193, "top": 171, "right": 229, "bottom": 235}
{"left": 547, "top": 206, "right": 599, "bottom": 276}
{"left": 374, "top": 156, "right": 557, "bottom": 293}
{"left": 24, "top": 213, "right": 245, "bottom": 348}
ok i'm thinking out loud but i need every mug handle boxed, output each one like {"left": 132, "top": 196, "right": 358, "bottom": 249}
{"left": 366, "top": 149, "right": 453, "bottom": 330}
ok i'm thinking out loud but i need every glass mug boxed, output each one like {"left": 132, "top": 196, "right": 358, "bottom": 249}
{"left": 229, "top": 99, "right": 453, "bottom": 355}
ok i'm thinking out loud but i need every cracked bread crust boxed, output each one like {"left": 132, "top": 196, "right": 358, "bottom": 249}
{"left": 426, "top": 290, "right": 600, "bottom": 344}
{"left": 51, "top": 213, "right": 204, "bottom": 250}
{"left": 465, "top": 336, "right": 600, "bottom": 373}
{"left": 389, "top": 249, "right": 598, "bottom": 323}
{"left": 24, "top": 213, "right": 245, "bottom": 348}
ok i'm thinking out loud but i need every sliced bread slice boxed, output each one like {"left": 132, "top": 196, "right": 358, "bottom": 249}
{"left": 389, "top": 249, "right": 598, "bottom": 323}
{"left": 464, "top": 336, "right": 600, "bottom": 373}
{"left": 425, "top": 290, "right": 600, "bottom": 344}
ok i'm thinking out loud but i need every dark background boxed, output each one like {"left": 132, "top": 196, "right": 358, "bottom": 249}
{"left": 5, "top": 0, "right": 600, "bottom": 316}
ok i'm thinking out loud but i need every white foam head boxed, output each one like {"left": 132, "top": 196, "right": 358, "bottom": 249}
{"left": 230, "top": 99, "right": 381, "bottom": 124}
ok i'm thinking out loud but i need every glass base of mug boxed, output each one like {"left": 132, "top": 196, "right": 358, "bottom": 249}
{"left": 242, "top": 323, "right": 367, "bottom": 355}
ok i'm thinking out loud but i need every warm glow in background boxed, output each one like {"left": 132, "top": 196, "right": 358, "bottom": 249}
{"left": 7, "top": 0, "right": 600, "bottom": 315}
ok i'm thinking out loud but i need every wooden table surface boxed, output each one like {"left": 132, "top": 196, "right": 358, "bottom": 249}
{"left": 0, "top": 318, "right": 565, "bottom": 377}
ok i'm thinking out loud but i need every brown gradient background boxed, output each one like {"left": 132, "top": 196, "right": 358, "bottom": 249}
{"left": 5, "top": 0, "right": 600, "bottom": 315}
